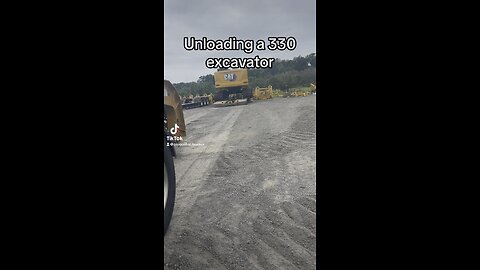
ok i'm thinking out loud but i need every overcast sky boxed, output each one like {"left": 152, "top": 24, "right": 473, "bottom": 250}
{"left": 164, "top": 0, "right": 316, "bottom": 83}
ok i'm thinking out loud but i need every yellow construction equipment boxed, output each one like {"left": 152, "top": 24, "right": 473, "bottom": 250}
{"left": 164, "top": 80, "right": 186, "bottom": 139}
{"left": 272, "top": 89, "right": 285, "bottom": 97}
{"left": 253, "top": 85, "right": 273, "bottom": 100}
{"left": 213, "top": 69, "right": 251, "bottom": 106}
{"left": 164, "top": 79, "right": 186, "bottom": 237}
{"left": 290, "top": 89, "right": 308, "bottom": 97}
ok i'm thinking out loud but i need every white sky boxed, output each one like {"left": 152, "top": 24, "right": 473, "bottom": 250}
{"left": 164, "top": 0, "right": 316, "bottom": 83}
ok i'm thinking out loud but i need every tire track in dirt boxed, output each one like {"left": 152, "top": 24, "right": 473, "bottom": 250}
{"left": 212, "top": 103, "right": 316, "bottom": 269}
{"left": 172, "top": 106, "right": 245, "bottom": 215}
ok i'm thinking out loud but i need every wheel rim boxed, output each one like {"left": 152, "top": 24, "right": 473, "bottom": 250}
{"left": 164, "top": 163, "right": 168, "bottom": 211}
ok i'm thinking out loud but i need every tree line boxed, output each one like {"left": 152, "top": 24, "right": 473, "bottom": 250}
{"left": 172, "top": 53, "right": 316, "bottom": 96}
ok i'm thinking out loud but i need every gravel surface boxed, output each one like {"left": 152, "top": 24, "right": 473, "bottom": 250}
{"left": 164, "top": 96, "right": 316, "bottom": 270}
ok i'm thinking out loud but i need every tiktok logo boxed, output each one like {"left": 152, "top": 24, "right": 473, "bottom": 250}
{"left": 170, "top": 123, "right": 180, "bottom": 135}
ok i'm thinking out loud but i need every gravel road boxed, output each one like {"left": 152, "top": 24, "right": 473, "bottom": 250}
{"left": 164, "top": 95, "right": 316, "bottom": 270}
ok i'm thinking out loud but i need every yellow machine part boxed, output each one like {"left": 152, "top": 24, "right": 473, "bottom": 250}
{"left": 272, "top": 89, "right": 285, "bottom": 97}
{"left": 164, "top": 80, "right": 186, "bottom": 138}
{"left": 290, "top": 89, "right": 307, "bottom": 97}
{"left": 214, "top": 69, "right": 249, "bottom": 88}
{"left": 253, "top": 85, "right": 273, "bottom": 100}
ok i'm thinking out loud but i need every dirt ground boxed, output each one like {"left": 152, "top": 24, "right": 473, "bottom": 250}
{"left": 164, "top": 95, "right": 316, "bottom": 270}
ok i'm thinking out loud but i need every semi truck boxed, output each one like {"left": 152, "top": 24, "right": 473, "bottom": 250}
{"left": 182, "top": 95, "right": 211, "bottom": 110}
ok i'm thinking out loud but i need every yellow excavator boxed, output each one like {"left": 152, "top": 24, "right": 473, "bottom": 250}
{"left": 164, "top": 80, "right": 186, "bottom": 237}
{"left": 164, "top": 80, "right": 186, "bottom": 142}
{"left": 212, "top": 69, "right": 251, "bottom": 106}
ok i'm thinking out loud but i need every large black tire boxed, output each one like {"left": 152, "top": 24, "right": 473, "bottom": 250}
{"left": 164, "top": 137, "right": 176, "bottom": 236}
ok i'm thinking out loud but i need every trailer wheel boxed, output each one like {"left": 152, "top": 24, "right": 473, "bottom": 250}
{"left": 164, "top": 137, "right": 176, "bottom": 236}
